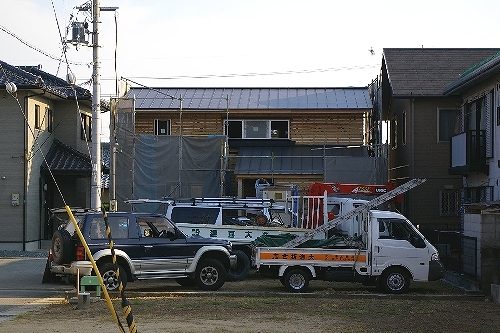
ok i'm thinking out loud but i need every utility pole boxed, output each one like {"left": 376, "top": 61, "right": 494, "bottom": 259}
{"left": 91, "top": 0, "right": 101, "bottom": 210}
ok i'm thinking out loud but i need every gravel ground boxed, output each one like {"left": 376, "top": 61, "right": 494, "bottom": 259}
{"left": 0, "top": 250, "right": 48, "bottom": 258}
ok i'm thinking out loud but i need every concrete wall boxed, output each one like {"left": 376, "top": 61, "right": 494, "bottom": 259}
{"left": 464, "top": 211, "right": 500, "bottom": 289}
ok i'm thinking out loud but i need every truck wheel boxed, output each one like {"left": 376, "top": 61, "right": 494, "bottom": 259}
{"left": 379, "top": 268, "right": 410, "bottom": 294}
{"left": 283, "top": 268, "right": 310, "bottom": 293}
{"left": 196, "top": 259, "right": 226, "bottom": 291}
{"left": 51, "top": 229, "right": 72, "bottom": 264}
{"left": 99, "top": 262, "right": 127, "bottom": 291}
{"left": 227, "top": 250, "right": 251, "bottom": 281}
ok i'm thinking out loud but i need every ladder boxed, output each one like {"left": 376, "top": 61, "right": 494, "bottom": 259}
{"left": 281, "top": 178, "right": 427, "bottom": 248}
{"left": 125, "top": 197, "right": 279, "bottom": 210}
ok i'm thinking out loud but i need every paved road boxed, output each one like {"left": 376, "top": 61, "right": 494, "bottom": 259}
{"left": 0, "top": 258, "right": 71, "bottom": 323}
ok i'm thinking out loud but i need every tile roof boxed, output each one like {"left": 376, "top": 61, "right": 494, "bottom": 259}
{"left": 126, "top": 87, "right": 371, "bottom": 110}
{"left": 444, "top": 51, "right": 500, "bottom": 95}
{"left": 383, "top": 48, "right": 500, "bottom": 96}
{"left": 0, "top": 60, "right": 91, "bottom": 100}
{"left": 41, "top": 140, "right": 91, "bottom": 175}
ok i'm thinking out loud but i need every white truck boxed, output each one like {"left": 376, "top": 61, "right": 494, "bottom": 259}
{"left": 254, "top": 178, "right": 445, "bottom": 293}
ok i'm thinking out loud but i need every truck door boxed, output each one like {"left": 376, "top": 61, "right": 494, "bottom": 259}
{"left": 372, "top": 217, "right": 429, "bottom": 280}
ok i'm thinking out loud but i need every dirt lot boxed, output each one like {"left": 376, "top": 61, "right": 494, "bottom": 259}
{"left": 1, "top": 278, "right": 498, "bottom": 333}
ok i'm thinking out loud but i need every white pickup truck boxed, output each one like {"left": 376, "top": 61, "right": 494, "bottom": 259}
{"left": 254, "top": 209, "right": 444, "bottom": 293}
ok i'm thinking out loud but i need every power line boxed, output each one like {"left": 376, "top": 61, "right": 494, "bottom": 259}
{"left": 111, "top": 64, "right": 378, "bottom": 81}
{"left": 0, "top": 23, "right": 90, "bottom": 66}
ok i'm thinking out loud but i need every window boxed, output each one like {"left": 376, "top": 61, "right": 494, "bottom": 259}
{"left": 378, "top": 218, "right": 425, "bottom": 248}
{"left": 438, "top": 109, "right": 459, "bottom": 142}
{"left": 439, "top": 190, "right": 459, "bottom": 216}
{"left": 401, "top": 111, "right": 406, "bottom": 145}
{"left": 35, "top": 104, "right": 41, "bottom": 129}
{"left": 390, "top": 116, "right": 397, "bottom": 149}
{"left": 137, "top": 216, "right": 176, "bottom": 237}
{"left": 154, "top": 119, "right": 170, "bottom": 135}
{"left": 224, "top": 120, "right": 289, "bottom": 139}
{"left": 89, "top": 216, "right": 129, "bottom": 239}
{"left": 46, "top": 107, "right": 53, "bottom": 133}
{"left": 170, "top": 207, "right": 219, "bottom": 225}
{"left": 80, "top": 113, "right": 92, "bottom": 141}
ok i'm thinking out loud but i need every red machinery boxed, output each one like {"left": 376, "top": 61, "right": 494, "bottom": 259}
{"left": 304, "top": 182, "right": 397, "bottom": 228}
{"left": 307, "top": 182, "right": 395, "bottom": 196}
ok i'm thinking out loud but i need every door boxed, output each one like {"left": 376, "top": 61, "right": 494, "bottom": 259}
{"left": 372, "top": 217, "right": 429, "bottom": 280}
{"left": 135, "top": 216, "right": 190, "bottom": 276}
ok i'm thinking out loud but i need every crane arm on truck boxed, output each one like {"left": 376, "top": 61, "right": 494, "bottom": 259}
{"left": 308, "top": 182, "right": 394, "bottom": 196}
{"left": 282, "top": 178, "right": 426, "bottom": 248}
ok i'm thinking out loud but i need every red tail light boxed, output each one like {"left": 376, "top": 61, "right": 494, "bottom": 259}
{"left": 75, "top": 245, "right": 85, "bottom": 261}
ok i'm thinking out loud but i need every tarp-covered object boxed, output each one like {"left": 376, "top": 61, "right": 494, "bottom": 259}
{"left": 253, "top": 233, "right": 344, "bottom": 248}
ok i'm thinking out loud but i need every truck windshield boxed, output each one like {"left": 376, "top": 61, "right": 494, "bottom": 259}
{"left": 378, "top": 218, "right": 426, "bottom": 248}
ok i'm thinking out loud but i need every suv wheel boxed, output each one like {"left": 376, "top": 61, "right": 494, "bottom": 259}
{"left": 195, "top": 259, "right": 226, "bottom": 291}
{"left": 51, "top": 229, "right": 72, "bottom": 264}
{"left": 99, "top": 262, "right": 127, "bottom": 291}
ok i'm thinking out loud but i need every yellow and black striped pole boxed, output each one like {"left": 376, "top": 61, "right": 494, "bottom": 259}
{"left": 102, "top": 209, "right": 138, "bottom": 333}
{"left": 64, "top": 206, "right": 126, "bottom": 333}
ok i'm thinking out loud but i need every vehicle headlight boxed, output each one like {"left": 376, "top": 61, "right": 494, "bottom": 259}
{"left": 431, "top": 252, "right": 439, "bottom": 261}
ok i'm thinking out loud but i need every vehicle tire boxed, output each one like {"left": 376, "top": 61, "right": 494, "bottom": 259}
{"left": 283, "top": 268, "right": 310, "bottom": 293}
{"left": 176, "top": 277, "right": 196, "bottom": 287}
{"left": 195, "top": 259, "right": 226, "bottom": 291}
{"left": 227, "top": 250, "right": 251, "bottom": 281}
{"left": 99, "top": 262, "right": 127, "bottom": 291}
{"left": 51, "top": 229, "right": 73, "bottom": 265}
{"left": 379, "top": 268, "right": 410, "bottom": 294}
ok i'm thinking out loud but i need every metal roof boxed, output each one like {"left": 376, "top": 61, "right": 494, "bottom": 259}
{"left": 234, "top": 145, "right": 369, "bottom": 175}
{"left": 0, "top": 60, "right": 91, "bottom": 100}
{"left": 383, "top": 48, "right": 500, "bottom": 97}
{"left": 126, "top": 87, "right": 371, "bottom": 110}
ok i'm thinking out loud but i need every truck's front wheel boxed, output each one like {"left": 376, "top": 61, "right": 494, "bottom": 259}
{"left": 379, "top": 268, "right": 410, "bottom": 294}
{"left": 283, "top": 268, "right": 310, "bottom": 293}
{"left": 196, "top": 259, "right": 226, "bottom": 291}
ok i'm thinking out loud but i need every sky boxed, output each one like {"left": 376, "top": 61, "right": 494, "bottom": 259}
{"left": 1, "top": 0, "right": 499, "bottom": 139}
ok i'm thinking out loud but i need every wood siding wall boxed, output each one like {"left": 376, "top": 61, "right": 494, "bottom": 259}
{"left": 135, "top": 110, "right": 365, "bottom": 144}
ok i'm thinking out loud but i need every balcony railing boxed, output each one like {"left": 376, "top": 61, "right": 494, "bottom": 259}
{"left": 450, "top": 130, "right": 487, "bottom": 175}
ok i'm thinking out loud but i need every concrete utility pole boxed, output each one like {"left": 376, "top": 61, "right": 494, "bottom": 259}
{"left": 91, "top": 0, "right": 102, "bottom": 210}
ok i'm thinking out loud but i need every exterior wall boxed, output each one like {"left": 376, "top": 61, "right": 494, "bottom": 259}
{"left": 0, "top": 90, "right": 26, "bottom": 248}
{"left": 26, "top": 95, "right": 54, "bottom": 247}
{"left": 457, "top": 74, "right": 500, "bottom": 201}
{"left": 135, "top": 110, "right": 365, "bottom": 145}
{"left": 54, "top": 100, "right": 92, "bottom": 155}
{"left": 388, "top": 96, "right": 462, "bottom": 228}
{"left": 0, "top": 89, "right": 92, "bottom": 250}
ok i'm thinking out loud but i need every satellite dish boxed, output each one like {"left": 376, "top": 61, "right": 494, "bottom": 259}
{"left": 67, "top": 72, "right": 76, "bottom": 85}
{"left": 5, "top": 82, "right": 17, "bottom": 94}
